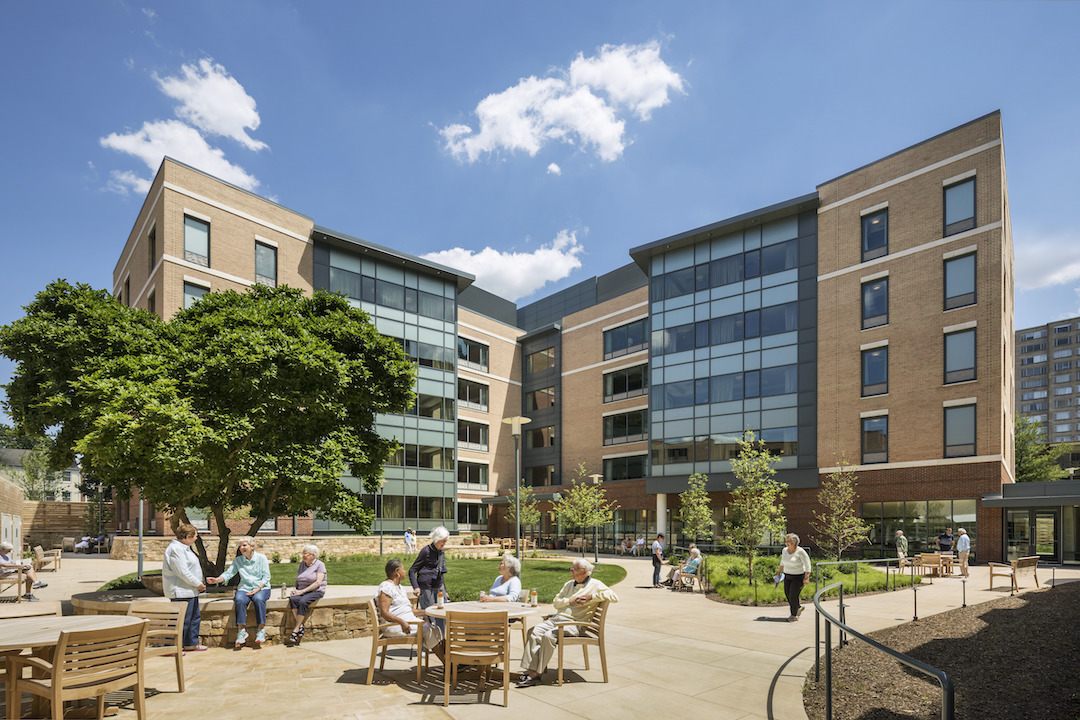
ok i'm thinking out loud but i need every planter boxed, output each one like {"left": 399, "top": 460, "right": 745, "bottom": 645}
{"left": 463, "top": 539, "right": 473, "bottom": 546}
{"left": 141, "top": 574, "right": 164, "bottom": 596}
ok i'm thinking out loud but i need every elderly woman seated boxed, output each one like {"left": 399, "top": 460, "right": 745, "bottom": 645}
{"left": 662, "top": 547, "right": 702, "bottom": 588}
{"left": 378, "top": 558, "right": 444, "bottom": 661}
{"left": 0, "top": 541, "right": 47, "bottom": 600}
{"left": 480, "top": 553, "right": 522, "bottom": 602}
{"left": 285, "top": 544, "right": 326, "bottom": 645}
{"left": 206, "top": 536, "right": 272, "bottom": 647}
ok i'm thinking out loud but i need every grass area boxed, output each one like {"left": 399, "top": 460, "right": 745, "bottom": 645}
{"left": 99, "top": 556, "right": 627, "bottom": 604}
{"left": 707, "top": 554, "right": 919, "bottom": 604}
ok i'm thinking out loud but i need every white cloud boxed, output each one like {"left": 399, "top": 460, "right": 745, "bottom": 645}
{"left": 547, "top": 163, "right": 561, "bottom": 175}
{"left": 105, "top": 169, "right": 151, "bottom": 196}
{"left": 100, "top": 119, "right": 261, "bottom": 191}
{"left": 422, "top": 230, "right": 584, "bottom": 301}
{"left": 155, "top": 58, "right": 267, "bottom": 151}
{"left": 440, "top": 40, "right": 683, "bottom": 164}
{"left": 142, "top": 8, "right": 156, "bottom": 21}
{"left": 1014, "top": 231, "right": 1080, "bottom": 291}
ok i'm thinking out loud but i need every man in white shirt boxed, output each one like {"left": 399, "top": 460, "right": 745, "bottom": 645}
{"left": 955, "top": 528, "right": 971, "bottom": 577}
{"left": 652, "top": 533, "right": 664, "bottom": 587}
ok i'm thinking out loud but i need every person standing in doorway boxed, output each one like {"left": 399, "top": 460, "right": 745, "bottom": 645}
{"left": 895, "top": 530, "right": 909, "bottom": 567}
{"left": 162, "top": 523, "right": 207, "bottom": 651}
{"left": 937, "top": 527, "right": 955, "bottom": 553}
{"left": 652, "top": 533, "right": 665, "bottom": 588}
{"left": 955, "top": 528, "right": 971, "bottom": 577}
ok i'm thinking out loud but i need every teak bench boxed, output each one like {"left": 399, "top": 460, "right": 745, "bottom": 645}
{"left": 988, "top": 556, "right": 1040, "bottom": 592}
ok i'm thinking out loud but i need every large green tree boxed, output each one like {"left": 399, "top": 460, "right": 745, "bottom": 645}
{"left": 1015, "top": 413, "right": 1072, "bottom": 483}
{"left": 1, "top": 280, "right": 416, "bottom": 572}
{"left": 678, "top": 473, "right": 714, "bottom": 544}
{"left": 552, "top": 464, "right": 619, "bottom": 556}
{"left": 724, "top": 431, "right": 786, "bottom": 582}
{"left": 810, "top": 458, "right": 871, "bottom": 561}
{"left": 0, "top": 423, "right": 37, "bottom": 449}
{"left": 0, "top": 439, "right": 60, "bottom": 501}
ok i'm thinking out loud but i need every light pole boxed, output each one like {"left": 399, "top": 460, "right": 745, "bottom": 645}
{"left": 378, "top": 484, "right": 383, "bottom": 556}
{"left": 589, "top": 473, "right": 603, "bottom": 564}
{"left": 501, "top": 416, "right": 531, "bottom": 557}
{"left": 137, "top": 488, "right": 144, "bottom": 578}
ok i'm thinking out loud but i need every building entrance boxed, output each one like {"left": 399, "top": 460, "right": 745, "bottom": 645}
{"left": 1006, "top": 508, "right": 1059, "bottom": 563}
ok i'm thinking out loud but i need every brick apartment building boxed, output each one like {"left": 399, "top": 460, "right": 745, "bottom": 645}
{"left": 111, "top": 111, "right": 1029, "bottom": 563}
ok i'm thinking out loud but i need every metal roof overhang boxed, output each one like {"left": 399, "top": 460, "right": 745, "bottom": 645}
{"left": 981, "top": 479, "right": 1080, "bottom": 507}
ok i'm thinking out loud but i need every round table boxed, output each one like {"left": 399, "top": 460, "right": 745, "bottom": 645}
{"left": 423, "top": 600, "right": 542, "bottom": 620}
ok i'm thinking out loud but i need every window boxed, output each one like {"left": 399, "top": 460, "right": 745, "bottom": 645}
{"left": 457, "top": 462, "right": 488, "bottom": 486}
{"left": 457, "top": 378, "right": 488, "bottom": 411}
{"left": 1020, "top": 342, "right": 1047, "bottom": 354}
{"left": 1056, "top": 374, "right": 1074, "bottom": 383}
{"left": 862, "top": 278, "right": 888, "bottom": 329}
{"left": 148, "top": 226, "right": 156, "bottom": 268}
{"left": 1054, "top": 349, "right": 1073, "bottom": 358}
{"left": 525, "top": 426, "right": 556, "bottom": 449}
{"left": 603, "top": 365, "right": 648, "bottom": 402}
{"left": 183, "top": 282, "right": 207, "bottom": 309}
{"left": 123, "top": 277, "right": 130, "bottom": 307}
{"left": 1019, "top": 330, "right": 1047, "bottom": 341}
{"left": 603, "top": 319, "right": 648, "bottom": 359}
{"left": 862, "top": 347, "right": 888, "bottom": 396}
{"left": 457, "top": 420, "right": 488, "bottom": 450}
{"left": 664, "top": 267, "right": 695, "bottom": 300}
{"left": 526, "top": 347, "right": 555, "bottom": 374}
{"left": 457, "top": 337, "right": 488, "bottom": 371}
{"left": 862, "top": 416, "right": 888, "bottom": 464}
{"left": 944, "top": 329, "right": 976, "bottom": 383}
{"left": 524, "top": 387, "right": 555, "bottom": 412}
{"left": 603, "top": 410, "right": 647, "bottom": 445}
{"left": 861, "top": 210, "right": 888, "bottom": 262}
{"left": 457, "top": 502, "right": 487, "bottom": 525}
{"left": 944, "top": 178, "right": 976, "bottom": 236}
{"left": 1054, "top": 399, "right": 1072, "bottom": 408}
{"left": 184, "top": 215, "right": 210, "bottom": 267}
{"left": 147, "top": 290, "right": 156, "bottom": 316}
{"left": 604, "top": 455, "right": 647, "bottom": 481}
{"left": 1057, "top": 324, "right": 1075, "bottom": 334}
{"left": 255, "top": 242, "right": 277, "bottom": 287}
{"left": 525, "top": 465, "right": 555, "bottom": 487}
{"left": 761, "top": 239, "right": 798, "bottom": 275}
{"left": 944, "top": 253, "right": 976, "bottom": 310}
{"left": 1054, "top": 387, "right": 1074, "bottom": 395}
{"left": 760, "top": 302, "right": 798, "bottom": 335}
{"left": 413, "top": 393, "right": 453, "bottom": 419}
{"left": 1055, "top": 336, "right": 1073, "bottom": 347}
{"left": 1020, "top": 367, "right": 1046, "bottom": 377}
{"left": 944, "top": 404, "right": 976, "bottom": 457}
{"left": 1021, "top": 379, "right": 1048, "bottom": 388}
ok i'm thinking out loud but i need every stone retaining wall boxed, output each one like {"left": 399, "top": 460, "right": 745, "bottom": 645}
{"left": 110, "top": 535, "right": 501, "bottom": 562}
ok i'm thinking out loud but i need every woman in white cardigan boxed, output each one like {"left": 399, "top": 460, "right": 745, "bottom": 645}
{"left": 779, "top": 533, "right": 811, "bottom": 622}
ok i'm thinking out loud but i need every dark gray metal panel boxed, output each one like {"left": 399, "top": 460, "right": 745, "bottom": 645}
{"left": 458, "top": 286, "right": 518, "bottom": 326}
{"left": 798, "top": 210, "right": 818, "bottom": 239}
{"left": 596, "top": 263, "right": 648, "bottom": 304}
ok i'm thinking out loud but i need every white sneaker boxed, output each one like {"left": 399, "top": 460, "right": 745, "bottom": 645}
{"left": 235, "top": 629, "right": 248, "bottom": 646}
{"left": 255, "top": 629, "right": 266, "bottom": 644}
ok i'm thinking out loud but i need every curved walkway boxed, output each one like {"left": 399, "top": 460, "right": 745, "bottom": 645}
{"left": 23, "top": 552, "right": 1080, "bottom": 720}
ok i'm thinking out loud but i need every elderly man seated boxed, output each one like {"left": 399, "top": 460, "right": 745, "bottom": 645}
{"left": 516, "top": 557, "right": 618, "bottom": 687}
{"left": 0, "top": 541, "right": 48, "bottom": 600}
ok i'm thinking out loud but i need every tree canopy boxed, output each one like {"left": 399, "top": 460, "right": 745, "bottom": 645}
{"left": 810, "top": 458, "right": 871, "bottom": 561}
{"left": 552, "top": 464, "right": 619, "bottom": 556}
{"left": 724, "top": 431, "right": 786, "bottom": 581}
{"left": 0, "top": 280, "right": 416, "bottom": 571}
{"left": 678, "top": 473, "right": 714, "bottom": 544}
{"left": 1015, "top": 413, "right": 1073, "bottom": 483}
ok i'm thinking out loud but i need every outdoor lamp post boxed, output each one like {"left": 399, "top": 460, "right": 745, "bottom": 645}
{"left": 589, "top": 473, "right": 603, "bottom": 564}
{"left": 501, "top": 416, "right": 531, "bottom": 557}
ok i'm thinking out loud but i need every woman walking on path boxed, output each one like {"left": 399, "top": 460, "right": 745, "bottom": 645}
{"left": 779, "top": 533, "right": 811, "bottom": 621}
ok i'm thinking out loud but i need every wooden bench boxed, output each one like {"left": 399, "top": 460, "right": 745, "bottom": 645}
{"left": 33, "top": 545, "right": 61, "bottom": 572}
{"left": 989, "top": 556, "right": 1040, "bottom": 592}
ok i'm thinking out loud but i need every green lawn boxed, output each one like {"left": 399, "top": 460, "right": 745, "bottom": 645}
{"left": 101, "top": 556, "right": 627, "bottom": 604}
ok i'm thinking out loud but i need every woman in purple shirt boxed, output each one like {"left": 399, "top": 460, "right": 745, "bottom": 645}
{"left": 285, "top": 544, "right": 326, "bottom": 645}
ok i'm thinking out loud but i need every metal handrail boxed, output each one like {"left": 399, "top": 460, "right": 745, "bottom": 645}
{"left": 813, "top": 581, "right": 954, "bottom": 720}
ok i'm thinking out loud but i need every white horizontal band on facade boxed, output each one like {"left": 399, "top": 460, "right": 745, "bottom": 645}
{"left": 602, "top": 449, "right": 648, "bottom": 460}
{"left": 943, "top": 168, "right": 977, "bottom": 186}
{"left": 456, "top": 451, "right": 490, "bottom": 461}
{"left": 165, "top": 182, "right": 311, "bottom": 244}
{"left": 860, "top": 269, "right": 890, "bottom": 283}
{"left": 860, "top": 339, "right": 889, "bottom": 351}
{"left": 255, "top": 235, "right": 278, "bottom": 248}
{"left": 819, "top": 454, "right": 1003, "bottom": 474}
{"left": 943, "top": 244, "right": 978, "bottom": 260}
{"left": 601, "top": 404, "right": 646, "bottom": 418}
{"left": 182, "top": 274, "right": 212, "bottom": 290}
{"left": 174, "top": 257, "right": 252, "bottom": 288}
{"left": 562, "top": 348, "right": 648, "bottom": 378}
{"left": 183, "top": 208, "right": 212, "bottom": 224}
{"left": 860, "top": 409, "right": 889, "bottom": 418}
{"left": 559, "top": 303, "right": 648, "bottom": 335}
{"left": 817, "top": 221, "right": 1002, "bottom": 283}
{"left": 457, "top": 366, "right": 521, "bottom": 388}
{"left": 457, "top": 320, "right": 525, "bottom": 346}
{"left": 817, "top": 139, "right": 1001, "bottom": 214}
{"left": 944, "top": 320, "right": 977, "bottom": 333}
{"left": 943, "top": 397, "right": 977, "bottom": 408}
{"left": 860, "top": 201, "right": 889, "bottom": 216}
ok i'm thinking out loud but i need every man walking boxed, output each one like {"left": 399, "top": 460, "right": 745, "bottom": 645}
{"left": 895, "top": 529, "right": 908, "bottom": 566}
{"left": 652, "top": 533, "right": 665, "bottom": 588}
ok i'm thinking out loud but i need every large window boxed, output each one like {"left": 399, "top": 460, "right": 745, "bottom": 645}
{"left": 944, "top": 404, "right": 976, "bottom": 457}
{"left": 862, "top": 346, "right": 888, "bottom": 396}
{"left": 603, "top": 365, "right": 648, "bottom": 402}
{"left": 944, "top": 329, "right": 976, "bottom": 383}
{"left": 525, "top": 426, "right": 556, "bottom": 449}
{"left": 861, "top": 209, "right": 888, "bottom": 262}
{"left": 457, "top": 420, "right": 488, "bottom": 450}
{"left": 861, "top": 278, "right": 888, "bottom": 329}
{"left": 603, "top": 410, "right": 647, "bottom": 446}
{"left": 603, "top": 318, "right": 648, "bottom": 359}
{"left": 457, "top": 502, "right": 487, "bottom": 525}
{"left": 525, "top": 465, "right": 554, "bottom": 487}
{"left": 944, "top": 253, "right": 976, "bottom": 310}
{"left": 457, "top": 378, "right": 488, "bottom": 411}
{"left": 255, "top": 242, "right": 277, "bottom": 287}
{"left": 526, "top": 347, "right": 555, "bottom": 374}
{"left": 524, "top": 386, "right": 555, "bottom": 412}
{"left": 457, "top": 462, "right": 487, "bottom": 486}
{"left": 653, "top": 234, "right": 800, "bottom": 302}
{"left": 184, "top": 215, "right": 209, "bottom": 267}
{"left": 944, "top": 178, "right": 976, "bottom": 236}
{"left": 656, "top": 301, "right": 798, "bottom": 356}
{"left": 457, "top": 337, "right": 488, "bottom": 371}
{"left": 411, "top": 393, "right": 453, "bottom": 419}
{"left": 604, "top": 455, "right": 647, "bottom": 481}
{"left": 183, "top": 282, "right": 207, "bottom": 309}
{"left": 862, "top": 415, "right": 888, "bottom": 464}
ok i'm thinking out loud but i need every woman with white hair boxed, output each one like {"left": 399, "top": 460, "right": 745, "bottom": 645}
{"left": 285, "top": 544, "right": 326, "bottom": 645}
{"left": 779, "top": 533, "right": 811, "bottom": 622}
{"left": 409, "top": 526, "right": 450, "bottom": 647}
{"left": 206, "top": 536, "right": 272, "bottom": 647}
{"left": 662, "top": 546, "right": 702, "bottom": 588}
{"left": 480, "top": 552, "right": 522, "bottom": 602}
{"left": 0, "top": 541, "right": 47, "bottom": 600}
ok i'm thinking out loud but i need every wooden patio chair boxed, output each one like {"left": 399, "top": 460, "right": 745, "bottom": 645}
{"left": 676, "top": 560, "right": 703, "bottom": 592}
{"left": 6, "top": 620, "right": 149, "bottom": 720}
{"left": 365, "top": 598, "right": 425, "bottom": 685}
{"left": 33, "top": 545, "right": 61, "bottom": 572}
{"left": 554, "top": 600, "right": 611, "bottom": 686}
{"left": 62, "top": 537, "right": 76, "bottom": 553}
{"left": 128, "top": 599, "right": 186, "bottom": 692}
{"left": 0, "top": 564, "right": 25, "bottom": 602}
{"left": 444, "top": 609, "right": 510, "bottom": 707}
{"left": 1, "top": 601, "right": 63, "bottom": 713}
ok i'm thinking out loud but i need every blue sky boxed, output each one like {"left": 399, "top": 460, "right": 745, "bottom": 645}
{"left": 2, "top": 1, "right": 1080, "bottom": 421}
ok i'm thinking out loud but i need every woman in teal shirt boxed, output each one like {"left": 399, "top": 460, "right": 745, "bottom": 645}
{"left": 207, "top": 536, "right": 272, "bottom": 647}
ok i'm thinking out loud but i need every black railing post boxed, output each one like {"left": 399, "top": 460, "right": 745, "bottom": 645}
{"left": 825, "top": 618, "right": 833, "bottom": 720}
{"left": 854, "top": 562, "right": 859, "bottom": 597}
{"left": 839, "top": 586, "right": 846, "bottom": 647}
{"left": 961, "top": 577, "right": 967, "bottom": 608}
{"left": 814, "top": 604, "right": 821, "bottom": 682}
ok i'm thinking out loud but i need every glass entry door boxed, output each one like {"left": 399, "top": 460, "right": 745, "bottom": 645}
{"left": 1033, "top": 509, "right": 1059, "bottom": 562}
{"left": 1007, "top": 508, "right": 1060, "bottom": 562}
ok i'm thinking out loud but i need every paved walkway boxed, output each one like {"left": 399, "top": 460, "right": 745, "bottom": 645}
{"left": 12, "top": 552, "right": 1080, "bottom": 719}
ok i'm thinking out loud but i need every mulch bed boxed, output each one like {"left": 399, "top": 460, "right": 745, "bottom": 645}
{"left": 802, "top": 580, "right": 1080, "bottom": 719}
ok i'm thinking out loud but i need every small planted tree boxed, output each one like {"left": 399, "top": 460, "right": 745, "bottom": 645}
{"left": 2, "top": 440, "right": 60, "bottom": 501}
{"left": 552, "top": 465, "right": 619, "bottom": 556}
{"left": 724, "top": 431, "right": 786, "bottom": 582}
{"left": 506, "top": 483, "right": 540, "bottom": 543}
{"left": 678, "top": 473, "right": 714, "bottom": 545}
{"left": 811, "top": 458, "right": 871, "bottom": 561}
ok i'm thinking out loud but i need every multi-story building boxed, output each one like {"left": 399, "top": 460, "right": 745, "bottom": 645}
{"left": 1016, "top": 316, "right": 1080, "bottom": 444}
{"left": 111, "top": 111, "right": 1038, "bottom": 563}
